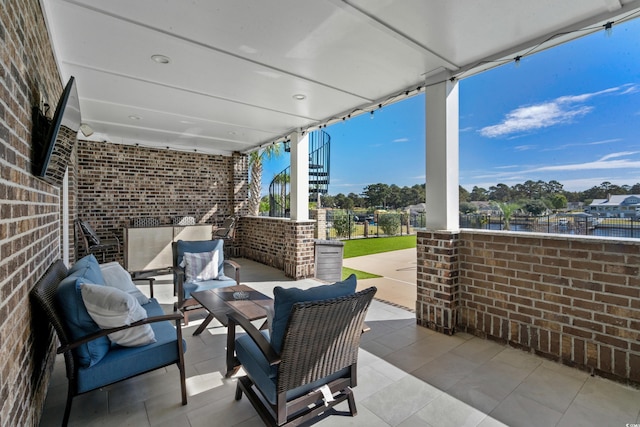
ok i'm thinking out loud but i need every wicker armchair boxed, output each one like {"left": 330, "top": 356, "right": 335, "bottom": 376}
{"left": 229, "top": 286, "right": 376, "bottom": 426}
{"left": 30, "top": 260, "right": 187, "bottom": 426}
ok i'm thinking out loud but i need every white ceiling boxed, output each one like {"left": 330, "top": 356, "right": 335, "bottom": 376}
{"left": 41, "top": 0, "right": 640, "bottom": 155}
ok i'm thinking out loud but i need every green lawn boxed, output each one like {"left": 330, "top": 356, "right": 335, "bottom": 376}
{"left": 343, "top": 235, "right": 416, "bottom": 258}
{"left": 341, "top": 267, "right": 381, "bottom": 281}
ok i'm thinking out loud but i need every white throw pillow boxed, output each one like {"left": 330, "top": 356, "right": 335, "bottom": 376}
{"left": 181, "top": 250, "right": 219, "bottom": 282}
{"left": 80, "top": 283, "right": 156, "bottom": 347}
{"left": 99, "top": 261, "right": 149, "bottom": 305}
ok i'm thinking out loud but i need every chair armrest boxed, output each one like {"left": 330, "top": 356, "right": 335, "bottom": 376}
{"left": 57, "top": 312, "right": 184, "bottom": 354}
{"left": 227, "top": 312, "right": 280, "bottom": 366}
{"left": 173, "top": 266, "right": 186, "bottom": 306}
{"left": 132, "top": 276, "right": 155, "bottom": 298}
{"left": 173, "top": 266, "right": 185, "bottom": 280}
{"left": 223, "top": 259, "right": 241, "bottom": 285}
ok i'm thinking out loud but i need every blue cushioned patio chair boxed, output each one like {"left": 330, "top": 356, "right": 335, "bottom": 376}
{"left": 229, "top": 286, "right": 376, "bottom": 426}
{"left": 30, "top": 260, "right": 187, "bottom": 427}
{"left": 172, "top": 239, "right": 240, "bottom": 326}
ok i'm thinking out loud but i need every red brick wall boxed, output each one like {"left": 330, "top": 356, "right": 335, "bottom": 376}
{"left": 237, "top": 217, "right": 315, "bottom": 279}
{"left": 416, "top": 231, "right": 459, "bottom": 334}
{"left": 0, "top": 0, "right": 66, "bottom": 425}
{"left": 447, "top": 230, "right": 640, "bottom": 385}
{"left": 75, "top": 141, "right": 248, "bottom": 262}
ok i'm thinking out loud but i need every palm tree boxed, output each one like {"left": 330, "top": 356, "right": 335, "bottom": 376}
{"left": 495, "top": 202, "right": 521, "bottom": 230}
{"left": 248, "top": 144, "right": 283, "bottom": 216}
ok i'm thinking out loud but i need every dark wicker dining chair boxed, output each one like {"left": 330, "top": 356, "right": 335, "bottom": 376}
{"left": 229, "top": 286, "right": 376, "bottom": 426}
{"left": 75, "top": 219, "right": 120, "bottom": 262}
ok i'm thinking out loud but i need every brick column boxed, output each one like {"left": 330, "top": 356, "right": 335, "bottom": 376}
{"left": 284, "top": 220, "right": 315, "bottom": 279}
{"left": 232, "top": 152, "right": 249, "bottom": 216}
{"left": 416, "top": 230, "right": 460, "bottom": 335}
{"left": 310, "top": 209, "right": 326, "bottom": 239}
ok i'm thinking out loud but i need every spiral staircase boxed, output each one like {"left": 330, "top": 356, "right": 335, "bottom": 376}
{"left": 268, "top": 130, "right": 330, "bottom": 217}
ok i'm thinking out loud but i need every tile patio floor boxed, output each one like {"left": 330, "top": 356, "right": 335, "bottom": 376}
{"left": 39, "top": 258, "right": 640, "bottom": 427}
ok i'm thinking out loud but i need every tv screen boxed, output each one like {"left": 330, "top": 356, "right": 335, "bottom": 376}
{"left": 32, "top": 76, "right": 81, "bottom": 186}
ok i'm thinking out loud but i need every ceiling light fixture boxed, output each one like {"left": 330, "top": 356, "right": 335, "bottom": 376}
{"left": 292, "top": 94, "right": 306, "bottom": 101}
{"left": 151, "top": 54, "right": 171, "bottom": 64}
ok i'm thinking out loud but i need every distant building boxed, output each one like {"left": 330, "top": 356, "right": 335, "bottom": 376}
{"left": 469, "top": 201, "right": 502, "bottom": 215}
{"left": 566, "top": 201, "right": 584, "bottom": 211}
{"left": 405, "top": 203, "right": 426, "bottom": 214}
{"left": 586, "top": 194, "right": 640, "bottom": 218}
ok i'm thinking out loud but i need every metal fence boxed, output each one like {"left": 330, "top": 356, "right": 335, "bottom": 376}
{"left": 323, "top": 211, "right": 640, "bottom": 240}
{"left": 460, "top": 213, "right": 640, "bottom": 238}
{"left": 325, "top": 210, "right": 426, "bottom": 240}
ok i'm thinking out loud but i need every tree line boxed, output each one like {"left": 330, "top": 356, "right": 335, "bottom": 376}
{"left": 319, "top": 183, "right": 425, "bottom": 210}
{"left": 460, "top": 180, "right": 640, "bottom": 214}
{"left": 312, "top": 180, "right": 640, "bottom": 212}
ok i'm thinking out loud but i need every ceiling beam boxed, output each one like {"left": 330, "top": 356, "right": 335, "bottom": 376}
{"left": 327, "top": 0, "right": 460, "bottom": 71}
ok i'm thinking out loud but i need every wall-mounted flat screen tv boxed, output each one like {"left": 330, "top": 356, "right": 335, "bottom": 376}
{"left": 32, "top": 76, "right": 81, "bottom": 186}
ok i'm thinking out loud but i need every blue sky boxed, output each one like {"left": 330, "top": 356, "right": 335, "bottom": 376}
{"left": 263, "top": 17, "right": 640, "bottom": 196}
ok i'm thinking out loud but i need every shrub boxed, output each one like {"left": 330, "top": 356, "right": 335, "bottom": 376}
{"left": 378, "top": 213, "right": 401, "bottom": 235}
{"left": 332, "top": 211, "right": 353, "bottom": 238}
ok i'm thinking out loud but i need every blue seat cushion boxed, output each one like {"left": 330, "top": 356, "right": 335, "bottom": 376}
{"left": 76, "top": 298, "right": 187, "bottom": 393}
{"left": 270, "top": 274, "right": 357, "bottom": 353}
{"left": 56, "top": 265, "right": 110, "bottom": 368}
{"left": 236, "top": 332, "right": 348, "bottom": 405}
{"left": 183, "top": 275, "right": 237, "bottom": 299}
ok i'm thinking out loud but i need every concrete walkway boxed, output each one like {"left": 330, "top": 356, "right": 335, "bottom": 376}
{"left": 344, "top": 248, "right": 417, "bottom": 310}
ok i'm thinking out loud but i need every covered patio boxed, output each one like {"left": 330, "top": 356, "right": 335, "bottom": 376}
{"left": 2, "top": 1, "right": 640, "bottom": 426}
{"left": 38, "top": 259, "right": 640, "bottom": 426}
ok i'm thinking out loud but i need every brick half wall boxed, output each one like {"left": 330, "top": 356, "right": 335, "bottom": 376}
{"left": 237, "top": 217, "right": 315, "bottom": 279}
{"left": 417, "top": 229, "right": 640, "bottom": 385}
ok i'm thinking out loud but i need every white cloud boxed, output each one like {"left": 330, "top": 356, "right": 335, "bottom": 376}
{"left": 393, "top": 138, "right": 409, "bottom": 143}
{"left": 514, "top": 145, "right": 536, "bottom": 151}
{"left": 479, "top": 86, "right": 631, "bottom": 138}
{"left": 599, "top": 151, "right": 639, "bottom": 161}
{"left": 620, "top": 83, "right": 640, "bottom": 95}
{"left": 542, "top": 138, "right": 621, "bottom": 152}
{"left": 586, "top": 138, "right": 622, "bottom": 146}
{"left": 532, "top": 152, "right": 640, "bottom": 172}
{"left": 480, "top": 103, "right": 592, "bottom": 137}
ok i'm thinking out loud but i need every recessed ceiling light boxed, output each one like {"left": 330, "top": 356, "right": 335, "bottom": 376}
{"left": 151, "top": 54, "right": 171, "bottom": 64}
{"left": 128, "top": 115, "right": 141, "bottom": 120}
{"left": 292, "top": 94, "right": 306, "bottom": 101}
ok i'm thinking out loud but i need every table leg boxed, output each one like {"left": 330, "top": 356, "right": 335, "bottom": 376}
{"left": 192, "top": 313, "right": 215, "bottom": 336}
{"left": 226, "top": 318, "right": 241, "bottom": 377}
